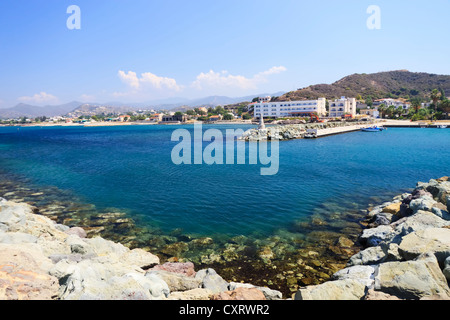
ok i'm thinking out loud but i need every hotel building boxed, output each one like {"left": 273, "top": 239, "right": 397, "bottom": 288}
{"left": 251, "top": 97, "right": 327, "bottom": 119}
{"left": 328, "top": 97, "right": 357, "bottom": 118}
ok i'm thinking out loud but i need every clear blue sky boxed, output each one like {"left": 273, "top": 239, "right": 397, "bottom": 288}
{"left": 0, "top": 0, "right": 449, "bottom": 107}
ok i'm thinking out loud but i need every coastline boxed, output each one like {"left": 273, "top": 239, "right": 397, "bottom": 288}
{"left": 1, "top": 177, "right": 449, "bottom": 300}
{"left": 0, "top": 196, "right": 282, "bottom": 300}
{"left": 0, "top": 120, "right": 257, "bottom": 128}
{"left": 0, "top": 172, "right": 365, "bottom": 298}
{"left": 1, "top": 119, "right": 449, "bottom": 129}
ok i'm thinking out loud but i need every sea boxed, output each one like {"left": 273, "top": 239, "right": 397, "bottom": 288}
{"left": 0, "top": 124, "right": 448, "bottom": 294}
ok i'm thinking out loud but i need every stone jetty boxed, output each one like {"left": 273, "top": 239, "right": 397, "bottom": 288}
{"left": 239, "top": 121, "right": 377, "bottom": 141}
{"left": 294, "top": 177, "right": 450, "bottom": 300}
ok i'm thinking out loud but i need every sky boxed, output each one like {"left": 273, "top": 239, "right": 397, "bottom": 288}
{"left": 0, "top": 0, "right": 449, "bottom": 108}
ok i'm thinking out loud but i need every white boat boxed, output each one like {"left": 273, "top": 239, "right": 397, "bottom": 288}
{"left": 438, "top": 125, "right": 447, "bottom": 129}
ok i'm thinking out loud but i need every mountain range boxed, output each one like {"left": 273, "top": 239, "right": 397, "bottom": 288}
{"left": 2, "top": 70, "right": 450, "bottom": 119}
{"left": 0, "top": 101, "right": 83, "bottom": 119}
{"left": 0, "top": 93, "right": 285, "bottom": 119}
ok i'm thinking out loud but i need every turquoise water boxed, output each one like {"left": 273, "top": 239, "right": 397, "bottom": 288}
{"left": 0, "top": 125, "right": 449, "bottom": 238}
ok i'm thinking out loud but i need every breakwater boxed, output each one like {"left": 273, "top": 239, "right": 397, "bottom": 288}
{"left": 239, "top": 121, "right": 377, "bottom": 141}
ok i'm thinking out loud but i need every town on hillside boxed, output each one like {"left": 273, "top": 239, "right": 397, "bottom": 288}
{"left": 1, "top": 89, "right": 449, "bottom": 126}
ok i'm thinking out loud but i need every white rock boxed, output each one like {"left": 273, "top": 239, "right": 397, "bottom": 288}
{"left": 332, "top": 265, "right": 376, "bottom": 288}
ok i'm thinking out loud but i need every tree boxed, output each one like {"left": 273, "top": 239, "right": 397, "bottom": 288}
{"left": 223, "top": 113, "right": 233, "bottom": 121}
{"left": 365, "top": 96, "right": 373, "bottom": 107}
{"left": 440, "top": 88, "right": 446, "bottom": 101}
{"left": 378, "top": 104, "right": 387, "bottom": 118}
{"left": 438, "top": 99, "right": 450, "bottom": 119}
{"left": 386, "top": 105, "right": 396, "bottom": 118}
{"left": 410, "top": 97, "right": 422, "bottom": 113}
{"left": 174, "top": 111, "right": 184, "bottom": 117}
{"left": 430, "top": 89, "right": 442, "bottom": 120}
{"left": 215, "top": 106, "right": 225, "bottom": 115}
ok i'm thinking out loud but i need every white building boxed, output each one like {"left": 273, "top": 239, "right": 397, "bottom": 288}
{"left": 251, "top": 97, "right": 327, "bottom": 119}
{"left": 373, "top": 99, "right": 410, "bottom": 110}
{"left": 329, "top": 97, "right": 357, "bottom": 118}
{"left": 359, "top": 108, "right": 380, "bottom": 119}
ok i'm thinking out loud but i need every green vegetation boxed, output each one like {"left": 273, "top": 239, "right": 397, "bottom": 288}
{"left": 375, "top": 88, "right": 449, "bottom": 121}
{"left": 278, "top": 70, "right": 450, "bottom": 101}
{"left": 223, "top": 113, "right": 233, "bottom": 121}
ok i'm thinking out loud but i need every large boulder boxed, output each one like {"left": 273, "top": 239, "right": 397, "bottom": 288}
{"left": 212, "top": 287, "right": 266, "bottom": 300}
{"left": 121, "top": 248, "right": 160, "bottom": 269}
{"left": 398, "top": 228, "right": 450, "bottom": 266}
{"left": 228, "top": 282, "right": 283, "bottom": 300}
{"left": 52, "top": 259, "right": 168, "bottom": 300}
{"left": 331, "top": 265, "right": 376, "bottom": 288}
{"left": 409, "top": 196, "right": 438, "bottom": 214}
{"left": 424, "top": 180, "right": 450, "bottom": 204}
{"left": 146, "top": 270, "right": 201, "bottom": 292}
{"left": 359, "top": 225, "right": 396, "bottom": 247}
{"left": 195, "top": 268, "right": 229, "bottom": 293}
{"left": 382, "top": 203, "right": 401, "bottom": 215}
{"left": 0, "top": 244, "right": 59, "bottom": 300}
{"left": 168, "top": 288, "right": 213, "bottom": 300}
{"left": 0, "top": 201, "right": 29, "bottom": 229}
{"left": 149, "top": 262, "right": 196, "bottom": 277}
{"left": 374, "top": 253, "right": 450, "bottom": 300}
{"left": 81, "top": 236, "right": 160, "bottom": 268}
{"left": 393, "top": 211, "right": 450, "bottom": 239}
{"left": 347, "top": 246, "right": 386, "bottom": 266}
{"left": 294, "top": 279, "right": 366, "bottom": 300}
{"left": 0, "top": 231, "right": 38, "bottom": 244}
{"left": 443, "top": 256, "right": 450, "bottom": 282}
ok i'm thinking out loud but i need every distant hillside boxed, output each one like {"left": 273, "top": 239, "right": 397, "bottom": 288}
{"left": 0, "top": 101, "right": 82, "bottom": 119}
{"left": 161, "top": 93, "right": 286, "bottom": 110}
{"left": 67, "top": 104, "right": 139, "bottom": 118}
{"left": 276, "top": 70, "right": 450, "bottom": 101}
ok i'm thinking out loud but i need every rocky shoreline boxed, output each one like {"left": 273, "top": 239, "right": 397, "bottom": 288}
{"left": 0, "top": 172, "right": 366, "bottom": 298}
{"left": 0, "top": 197, "right": 283, "bottom": 300}
{"left": 1, "top": 177, "right": 449, "bottom": 300}
{"left": 294, "top": 177, "right": 450, "bottom": 300}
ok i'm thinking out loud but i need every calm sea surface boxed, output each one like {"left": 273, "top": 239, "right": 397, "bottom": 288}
{"left": 0, "top": 124, "right": 449, "bottom": 238}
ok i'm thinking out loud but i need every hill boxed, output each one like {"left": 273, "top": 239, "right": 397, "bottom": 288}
{"left": 276, "top": 70, "right": 450, "bottom": 101}
{"left": 66, "top": 104, "right": 140, "bottom": 118}
{"left": 0, "top": 101, "right": 82, "bottom": 119}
